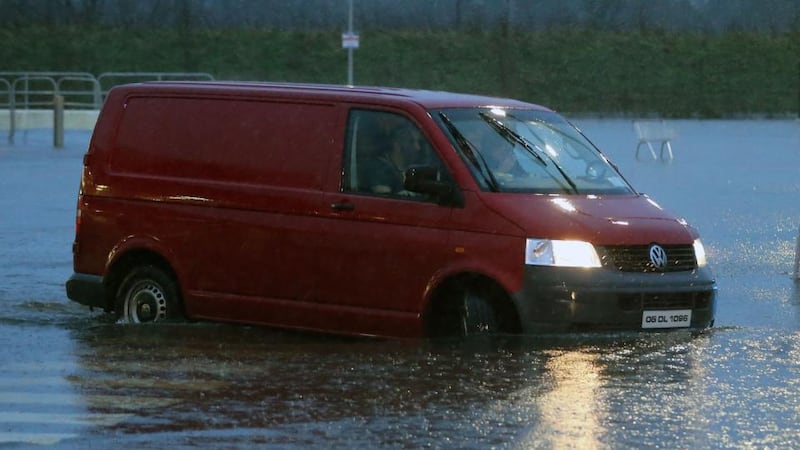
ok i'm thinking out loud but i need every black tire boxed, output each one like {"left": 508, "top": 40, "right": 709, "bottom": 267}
{"left": 460, "top": 288, "right": 498, "bottom": 336}
{"left": 116, "top": 265, "right": 182, "bottom": 323}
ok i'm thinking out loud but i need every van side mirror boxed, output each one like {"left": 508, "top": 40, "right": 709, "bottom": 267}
{"left": 404, "top": 166, "right": 462, "bottom": 207}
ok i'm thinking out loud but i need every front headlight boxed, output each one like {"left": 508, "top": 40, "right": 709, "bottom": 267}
{"left": 525, "top": 238, "right": 601, "bottom": 268}
{"left": 693, "top": 239, "right": 708, "bottom": 267}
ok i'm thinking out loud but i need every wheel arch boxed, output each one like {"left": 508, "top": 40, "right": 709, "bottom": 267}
{"left": 422, "top": 271, "right": 522, "bottom": 337}
{"left": 104, "top": 247, "right": 183, "bottom": 315}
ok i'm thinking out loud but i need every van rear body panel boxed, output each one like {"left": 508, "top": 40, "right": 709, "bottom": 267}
{"left": 67, "top": 81, "right": 716, "bottom": 337}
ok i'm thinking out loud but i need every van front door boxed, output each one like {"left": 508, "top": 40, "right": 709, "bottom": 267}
{"left": 316, "top": 109, "right": 456, "bottom": 335}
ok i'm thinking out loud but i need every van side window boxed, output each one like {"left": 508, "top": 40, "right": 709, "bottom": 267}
{"left": 342, "top": 110, "right": 446, "bottom": 200}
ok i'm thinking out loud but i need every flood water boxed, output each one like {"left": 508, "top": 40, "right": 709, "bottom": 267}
{"left": 1, "top": 121, "right": 799, "bottom": 448}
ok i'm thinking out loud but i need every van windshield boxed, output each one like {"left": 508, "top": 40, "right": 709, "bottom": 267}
{"left": 434, "top": 108, "right": 634, "bottom": 195}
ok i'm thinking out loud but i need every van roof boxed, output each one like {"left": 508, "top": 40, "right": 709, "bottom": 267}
{"left": 118, "top": 81, "right": 549, "bottom": 111}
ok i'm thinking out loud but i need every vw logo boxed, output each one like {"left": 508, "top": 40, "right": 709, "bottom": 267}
{"left": 649, "top": 244, "right": 668, "bottom": 270}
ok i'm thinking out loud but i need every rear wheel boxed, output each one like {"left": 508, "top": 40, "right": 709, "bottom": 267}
{"left": 116, "top": 265, "right": 182, "bottom": 323}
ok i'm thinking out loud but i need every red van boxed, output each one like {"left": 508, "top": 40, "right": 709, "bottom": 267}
{"left": 66, "top": 82, "right": 716, "bottom": 337}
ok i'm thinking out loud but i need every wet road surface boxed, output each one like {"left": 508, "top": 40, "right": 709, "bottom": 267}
{"left": 1, "top": 121, "right": 799, "bottom": 448}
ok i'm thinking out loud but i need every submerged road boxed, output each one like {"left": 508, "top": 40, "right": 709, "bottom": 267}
{"left": 1, "top": 121, "right": 799, "bottom": 448}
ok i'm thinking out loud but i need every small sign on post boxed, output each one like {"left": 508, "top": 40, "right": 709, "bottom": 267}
{"left": 342, "top": 31, "right": 359, "bottom": 85}
{"left": 341, "top": 32, "right": 360, "bottom": 49}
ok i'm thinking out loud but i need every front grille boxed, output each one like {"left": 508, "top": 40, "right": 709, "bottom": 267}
{"left": 618, "top": 291, "right": 713, "bottom": 311}
{"left": 598, "top": 244, "right": 696, "bottom": 272}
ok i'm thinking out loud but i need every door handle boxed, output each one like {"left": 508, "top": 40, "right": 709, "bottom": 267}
{"left": 330, "top": 201, "right": 355, "bottom": 211}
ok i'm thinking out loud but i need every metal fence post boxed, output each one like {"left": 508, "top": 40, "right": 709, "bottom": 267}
{"left": 8, "top": 97, "right": 15, "bottom": 145}
{"left": 53, "top": 94, "right": 64, "bottom": 148}
{"left": 794, "top": 226, "right": 800, "bottom": 281}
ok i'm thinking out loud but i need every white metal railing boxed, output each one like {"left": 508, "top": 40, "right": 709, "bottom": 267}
{"left": 12, "top": 76, "right": 57, "bottom": 109}
{"left": 0, "top": 72, "right": 97, "bottom": 109}
{"left": 96, "top": 72, "right": 214, "bottom": 96}
{"left": 0, "top": 78, "right": 11, "bottom": 106}
{"left": 57, "top": 75, "right": 102, "bottom": 109}
{"left": 0, "top": 71, "right": 214, "bottom": 110}
{"left": 0, "top": 71, "right": 215, "bottom": 144}
{"left": 0, "top": 78, "right": 12, "bottom": 141}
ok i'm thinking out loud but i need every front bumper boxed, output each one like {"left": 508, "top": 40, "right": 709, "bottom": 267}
{"left": 511, "top": 265, "right": 717, "bottom": 333}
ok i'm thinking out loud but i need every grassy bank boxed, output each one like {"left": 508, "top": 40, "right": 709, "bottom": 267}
{"left": 2, "top": 26, "right": 798, "bottom": 117}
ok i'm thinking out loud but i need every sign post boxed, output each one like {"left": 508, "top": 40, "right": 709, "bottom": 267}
{"left": 342, "top": 0, "right": 358, "bottom": 85}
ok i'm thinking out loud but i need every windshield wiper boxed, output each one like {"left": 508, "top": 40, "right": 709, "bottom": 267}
{"left": 509, "top": 113, "right": 594, "bottom": 156}
{"left": 479, "top": 112, "right": 578, "bottom": 194}
{"left": 439, "top": 112, "right": 500, "bottom": 192}
{"left": 479, "top": 112, "right": 547, "bottom": 167}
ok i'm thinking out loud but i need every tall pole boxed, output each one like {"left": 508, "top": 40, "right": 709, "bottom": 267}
{"left": 347, "top": 0, "right": 354, "bottom": 85}
{"left": 794, "top": 225, "right": 800, "bottom": 281}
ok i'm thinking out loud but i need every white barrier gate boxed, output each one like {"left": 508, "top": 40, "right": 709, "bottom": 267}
{"left": 633, "top": 119, "right": 675, "bottom": 161}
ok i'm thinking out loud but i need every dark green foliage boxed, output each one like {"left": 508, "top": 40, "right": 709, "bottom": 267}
{"left": 2, "top": 25, "right": 797, "bottom": 117}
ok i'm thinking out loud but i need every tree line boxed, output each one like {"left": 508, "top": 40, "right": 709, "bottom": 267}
{"left": 2, "top": 0, "right": 799, "bottom": 33}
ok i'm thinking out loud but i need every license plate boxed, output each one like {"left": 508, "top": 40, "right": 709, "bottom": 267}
{"left": 641, "top": 309, "right": 692, "bottom": 329}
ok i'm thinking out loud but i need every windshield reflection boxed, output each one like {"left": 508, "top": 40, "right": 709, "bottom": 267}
{"left": 436, "top": 108, "right": 634, "bottom": 195}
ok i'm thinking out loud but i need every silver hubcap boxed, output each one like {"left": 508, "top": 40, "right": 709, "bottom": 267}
{"left": 126, "top": 281, "right": 167, "bottom": 323}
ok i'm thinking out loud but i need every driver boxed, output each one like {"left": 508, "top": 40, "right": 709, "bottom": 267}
{"left": 482, "top": 136, "right": 528, "bottom": 183}
{"left": 361, "top": 126, "right": 421, "bottom": 196}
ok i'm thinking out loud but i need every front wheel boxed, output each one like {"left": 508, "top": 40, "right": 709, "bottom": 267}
{"left": 116, "top": 265, "right": 182, "bottom": 323}
{"left": 460, "top": 288, "right": 498, "bottom": 336}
